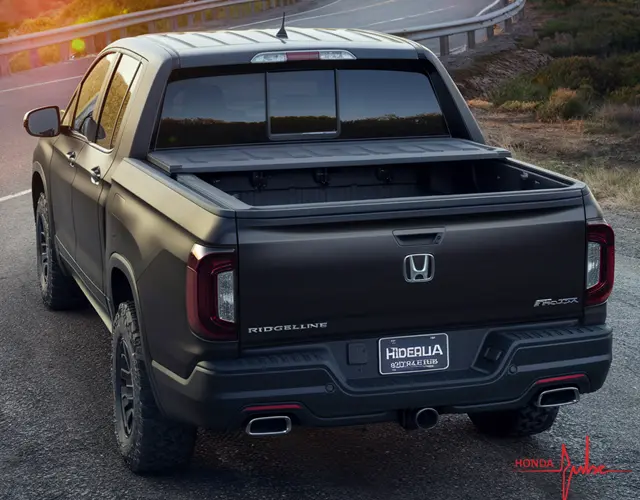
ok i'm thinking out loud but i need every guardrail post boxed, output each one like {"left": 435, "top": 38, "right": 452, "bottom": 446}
{"left": 467, "top": 30, "right": 476, "bottom": 49}
{"left": 504, "top": 17, "right": 513, "bottom": 32}
{"left": 171, "top": 17, "right": 179, "bottom": 31}
{"left": 85, "top": 36, "right": 96, "bottom": 54}
{"left": 29, "top": 48, "right": 40, "bottom": 69}
{"left": 0, "top": 55, "right": 10, "bottom": 77}
{"left": 59, "top": 42, "right": 70, "bottom": 61}
{"left": 504, "top": 0, "right": 513, "bottom": 33}
{"left": 187, "top": 13, "right": 195, "bottom": 27}
{"left": 439, "top": 35, "right": 450, "bottom": 57}
{"left": 486, "top": 25, "right": 495, "bottom": 39}
{"left": 147, "top": 21, "right": 156, "bottom": 33}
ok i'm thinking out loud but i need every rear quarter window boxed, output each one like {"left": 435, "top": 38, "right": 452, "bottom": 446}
{"left": 155, "top": 66, "right": 449, "bottom": 149}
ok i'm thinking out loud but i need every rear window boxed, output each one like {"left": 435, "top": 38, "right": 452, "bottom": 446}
{"left": 155, "top": 68, "right": 449, "bottom": 149}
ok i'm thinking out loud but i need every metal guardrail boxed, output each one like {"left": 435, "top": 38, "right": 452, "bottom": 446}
{"left": 0, "top": 0, "right": 525, "bottom": 77}
{"left": 0, "top": 0, "right": 300, "bottom": 76}
{"left": 388, "top": 0, "right": 526, "bottom": 57}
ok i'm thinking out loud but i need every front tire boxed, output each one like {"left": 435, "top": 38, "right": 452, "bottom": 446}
{"left": 35, "top": 192, "right": 84, "bottom": 310}
{"left": 468, "top": 404, "right": 559, "bottom": 438}
{"left": 112, "top": 301, "right": 197, "bottom": 474}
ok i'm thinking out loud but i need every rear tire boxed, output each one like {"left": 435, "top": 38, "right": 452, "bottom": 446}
{"left": 468, "top": 404, "right": 559, "bottom": 438}
{"left": 112, "top": 301, "right": 197, "bottom": 474}
{"left": 35, "top": 192, "right": 84, "bottom": 310}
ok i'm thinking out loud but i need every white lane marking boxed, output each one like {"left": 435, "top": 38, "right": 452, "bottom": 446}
{"left": 0, "top": 75, "right": 82, "bottom": 95}
{"left": 232, "top": 0, "right": 399, "bottom": 27}
{"left": 0, "top": 189, "right": 31, "bottom": 204}
{"left": 229, "top": 0, "right": 346, "bottom": 28}
{"left": 363, "top": 7, "right": 456, "bottom": 28}
{"left": 477, "top": 0, "right": 502, "bottom": 16}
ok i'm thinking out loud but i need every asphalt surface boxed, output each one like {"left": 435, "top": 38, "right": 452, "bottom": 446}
{"left": 1, "top": 0, "right": 639, "bottom": 498}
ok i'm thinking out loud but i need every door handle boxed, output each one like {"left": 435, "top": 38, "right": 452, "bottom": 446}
{"left": 66, "top": 151, "right": 76, "bottom": 167}
{"left": 90, "top": 166, "right": 101, "bottom": 185}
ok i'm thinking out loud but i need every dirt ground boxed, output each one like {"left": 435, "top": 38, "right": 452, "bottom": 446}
{"left": 439, "top": 4, "right": 640, "bottom": 209}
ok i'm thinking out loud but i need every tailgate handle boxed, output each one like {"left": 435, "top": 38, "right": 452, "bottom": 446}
{"left": 393, "top": 228, "right": 445, "bottom": 246}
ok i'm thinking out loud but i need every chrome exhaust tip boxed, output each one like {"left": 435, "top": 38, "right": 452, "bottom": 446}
{"left": 536, "top": 387, "right": 580, "bottom": 408}
{"left": 245, "top": 415, "right": 292, "bottom": 436}
{"left": 415, "top": 407, "right": 439, "bottom": 430}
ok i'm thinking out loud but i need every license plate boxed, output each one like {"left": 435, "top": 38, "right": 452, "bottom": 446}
{"left": 378, "top": 333, "right": 449, "bottom": 375}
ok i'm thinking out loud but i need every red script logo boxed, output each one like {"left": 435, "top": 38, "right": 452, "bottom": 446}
{"left": 513, "top": 436, "right": 632, "bottom": 500}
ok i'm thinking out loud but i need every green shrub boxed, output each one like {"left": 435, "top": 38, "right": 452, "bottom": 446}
{"left": 608, "top": 86, "right": 640, "bottom": 105}
{"left": 536, "top": 88, "right": 590, "bottom": 121}
{"left": 491, "top": 75, "right": 549, "bottom": 106}
{"left": 534, "top": 54, "right": 640, "bottom": 97}
{"left": 535, "top": 0, "right": 640, "bottom": 56}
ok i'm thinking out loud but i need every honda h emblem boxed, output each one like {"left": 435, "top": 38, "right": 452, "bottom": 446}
{"left": 403, "top": 254, "right": 435, "bottom": 283}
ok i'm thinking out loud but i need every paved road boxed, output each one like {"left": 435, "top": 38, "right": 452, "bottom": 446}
{"left": 0, "top": 0, "right": 492, "bottom": 200}
{"left": 1, "top": 0, "right": 639, "bottom": 498}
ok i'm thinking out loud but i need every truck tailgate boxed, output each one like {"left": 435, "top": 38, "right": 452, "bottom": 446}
{"left": 236, "top": 198, "right": 587, "bottom": 347}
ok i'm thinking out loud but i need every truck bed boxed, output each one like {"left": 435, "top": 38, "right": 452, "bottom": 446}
{"left": 148, "top": 144, "right": 589, "bottom": 348}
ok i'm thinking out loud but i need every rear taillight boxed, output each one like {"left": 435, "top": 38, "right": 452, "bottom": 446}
{"left": 585, "top": 222, "right": 615, "bottom": 306}
{"left": 186, "top": 244, "right": 237, "bottom": 341}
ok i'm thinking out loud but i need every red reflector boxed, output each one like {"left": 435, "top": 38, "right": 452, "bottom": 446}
{"left": 244, "top": 404, "right": 302, "bottom": 412}
{"left": 535, "top": 374, "right": 586, "bottom": 385}
{"left": 286, "top": 51, "right": 320, "bottom": 61}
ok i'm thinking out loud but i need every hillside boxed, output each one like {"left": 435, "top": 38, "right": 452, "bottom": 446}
{"left": 0, "top": 0, "right": 184, "bottom": 36}
{"left": 0, "top": 0, "right": 67, "bottom": 24}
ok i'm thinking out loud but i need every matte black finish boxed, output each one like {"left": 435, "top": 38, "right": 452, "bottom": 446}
{"left": 147, "top": 138, "right": 511, "bottom": 174}
{"left": 150, "top": 323, "right": 612, "bottom": 430}
{"left": 26, "top": 27, "right": 613, "bottom": 437}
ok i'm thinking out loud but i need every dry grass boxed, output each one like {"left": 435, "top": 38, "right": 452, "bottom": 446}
{"left": 467, "top": 99, "right": 494, "bottom": 110}
{"left": 587, "top": 104, "right": 640, "bottom": 135}
{"left": 499, "top": 101, "right": 539, "bottom": 112}
{"left": 474, "top": 108, "right": 640, "bottom": 209}
{"left": 541, "top": 160, "right": 640, "bottom": 208}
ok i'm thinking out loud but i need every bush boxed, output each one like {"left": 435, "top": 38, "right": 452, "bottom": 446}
{"left": 534, "top": 54, "right": 640, "bottom": 97}
{"left": 536, "top": 88, "right": 589, "bottom": 121}
{"left": 491, "top": 75, "right": 549, "bottom": 106}
{"left": 608, "top": 86, "right": 640, "bottom": 105}
{"left": 535, "top": 0, "right": 640, "bottom": 57}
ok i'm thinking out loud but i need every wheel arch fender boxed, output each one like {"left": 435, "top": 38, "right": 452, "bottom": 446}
{"left": 31, "top": 161, "right": 48, "bottom": 214}
{"left": 107, "top": 252, "right": 170, "bottom": 418}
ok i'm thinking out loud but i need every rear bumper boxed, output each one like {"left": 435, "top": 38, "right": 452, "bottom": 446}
{"left": 151, "top": 323, "right": 612, "bottom": 430}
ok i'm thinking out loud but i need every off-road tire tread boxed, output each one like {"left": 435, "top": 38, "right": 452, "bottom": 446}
{"left": 35, "top": 193, "right": 84, "bottom": 310}
{"left": 468, "top": 405, "right": 559, "bottom": 438}
{"left": 112, "top": 301, "right": 197, "bottom": 474}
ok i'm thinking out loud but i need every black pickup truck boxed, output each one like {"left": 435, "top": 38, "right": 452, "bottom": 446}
{"left": 24, "top": 26, "right": 615, "bottom": 474}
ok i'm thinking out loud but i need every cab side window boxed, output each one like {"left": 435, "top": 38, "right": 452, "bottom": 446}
{"left": 96, "top": 54, "right": 141, "bottom": 149}
{"left": 72, "top": 53, "right": 118, "bottom": 141}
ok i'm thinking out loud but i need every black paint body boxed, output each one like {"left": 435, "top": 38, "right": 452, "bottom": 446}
{"left": 30, "top": 28, "right": 612, "bottom": 431}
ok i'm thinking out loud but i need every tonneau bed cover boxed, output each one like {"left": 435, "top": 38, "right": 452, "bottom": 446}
{"left": 147, "top": 138, "right": 511, "bottom": 174}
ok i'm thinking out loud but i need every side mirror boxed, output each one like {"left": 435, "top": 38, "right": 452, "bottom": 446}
{"left": 23, "top": 106, "right": 61, "bottom": 138}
